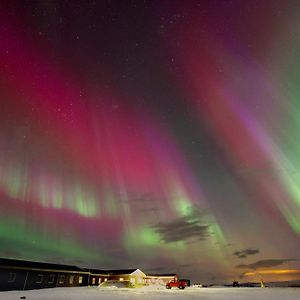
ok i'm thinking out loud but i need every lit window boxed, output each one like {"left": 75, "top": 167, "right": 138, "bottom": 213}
{"left": 98, "top": 278, "right": 102, "bottom": 284}
{"left": 92, "top": 278, "right": 96, "bottom": 284}
{"left": 8, "top": 272, "right": 16, "bottom": 283}
{"left": 48, "top": 274, "right": 55, "bottom": 284}
{"left": 69, "top": 275, "right": 74, "bottom": 284}
{"left": 119, "top": 278, "right": 124, "bottom": 281}
{"left": 79, "top": 276, "right": 83, "bottom": 284}
{"left": 36, "top": 274, "right": 43, "bottom": 284}
{"left": 104, "top": 278, "right": 108, "bottom": 282}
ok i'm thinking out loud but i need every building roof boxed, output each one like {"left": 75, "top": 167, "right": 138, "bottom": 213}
{"left": 0, "top": 258, "right": 176, "bottom": 279}
{"left": 146, "top": 273, "right": 177, "bottom": 277}
{"left": 88, "top": 268, "right": 110, "bottom": 275}
{"left": 0, "top": 257, "right": 88, "bottom": 273}
{"left": 104, "top": 268, "right": 140, "bottom": 275}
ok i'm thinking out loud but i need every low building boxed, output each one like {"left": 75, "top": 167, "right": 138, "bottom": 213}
{"left": 105, "top": 269, "right": 146, "bottom": 286}
{"left": 88, "top": 269, "right": 109, "bottom": 286}
{"left": 144, "top": 273, "right": 178, "bottom": 285}
{"left": 0, "top": 258, "right": 89, "bottom": 291}
{"left": 0, "top": 257, "right": 186, "bottom": 291}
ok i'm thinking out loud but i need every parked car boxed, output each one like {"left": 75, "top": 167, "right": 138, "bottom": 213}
{"left": 166, "top": 279, "right": 187, "bottom": 289}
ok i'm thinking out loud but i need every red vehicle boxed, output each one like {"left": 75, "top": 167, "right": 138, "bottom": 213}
{"left": 166, "top": 279, "right": 187, "bottom": 289}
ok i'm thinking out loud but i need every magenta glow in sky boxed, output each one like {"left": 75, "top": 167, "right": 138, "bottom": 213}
{"left": 0, "top": 0, "right": 300, "bottom": 284}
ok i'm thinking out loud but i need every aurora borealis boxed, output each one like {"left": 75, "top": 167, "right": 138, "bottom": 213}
{"left": 0, "top": 0, "right": 300, "bottom": 284}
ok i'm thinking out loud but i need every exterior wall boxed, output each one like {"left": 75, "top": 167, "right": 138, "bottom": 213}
{"left": 106, "top": 270, "right": 146, "bottom": 286}
{"left": 130, "top": 275, "right": 144, "bottom": 285}
{"left": 56, "top": 273, "right": 88, "bottom": 287}
{"left": 109, "top": 275, "right": 131, "bottom": 282}
{"left": 89, "top": 275, "right": 102, "bottom": 286}
{"left": 0, "top": 268, "right": 27, "bottom": 291}
{"left": 144, "top": 275, "right": 178, "bottom": 286}
{"left": 56, "top": 273, "right": 68, "bottom": 287}
{"left": 108, "top": 275, "right": 144, "bottom": 286}
{"left": 24, "top": 271, "right": 58, "bottom": 290}
{"left": 0, "top": 266, "right": 89, "bottom": 291}
{"left": 107, "top": 272, "right": 179, "bottom": 287}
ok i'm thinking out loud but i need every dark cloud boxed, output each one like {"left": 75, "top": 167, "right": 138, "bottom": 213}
{"left": 152, "top": 205, "right": 211, "bottom": 243}
{"left": 234, "top": 248, "right": 259, "bottom": 259}
{"left": 141, "top": 266, "right": 167, "bottom": 273}
{"left": 236, "top": 259, "right": 298, "bottom": 270}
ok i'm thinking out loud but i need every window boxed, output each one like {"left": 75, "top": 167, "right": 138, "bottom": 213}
{"left": 8, "top": 272, "right": 16, "bottom": 283}
{"left": 92, "top": 278, "right": 96, "bottom": 285}
{"left": 36, "top": 274, "right": 43, "bottom": 284}
{"left": 69, "top": 275, "right": 74, "bottom": 285}
{"left": 119, "top": 278, "right": 124, "bottom": 281}
{"left": 79, "top": 276, "right": 83, "bottom": 284}
{"left": 104, "top": 278, "right": 108, "bottom": 282}
{"left": 59, "top": 275, "right": 65, "bottom": 284}
{"left": 48, "top": 274, "right": 55, "bottom": 284}
{"left": 98, "top": 278, "right": 102, "bottom": 284}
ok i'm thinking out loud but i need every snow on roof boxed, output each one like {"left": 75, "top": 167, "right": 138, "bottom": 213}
{"left": 146, "top": 273, "right": 177, "bottom": 277}
{"left": 105, "top": 268, "right": 140, "bottom": 275}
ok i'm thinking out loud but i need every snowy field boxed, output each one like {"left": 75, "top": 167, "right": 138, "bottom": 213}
{"left": 0, "top": 286, "right": 300, "bottom": 300}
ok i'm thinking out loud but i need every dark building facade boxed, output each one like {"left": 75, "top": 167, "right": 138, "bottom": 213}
{"left": 144, "top": 273, "right": 178, "bottom": 285}
{"left": 88, "top": 269, "right": 109, "bottom": 286}
{"left": 0, "top": 258, "right": 184, "bottom": 292}
{"left": 0, "top": 258, "right": 90, "bottom": 291}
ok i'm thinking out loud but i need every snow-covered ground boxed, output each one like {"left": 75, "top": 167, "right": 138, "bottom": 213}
{"left": 0, "top": 286, "right": 299, "bottom": 300}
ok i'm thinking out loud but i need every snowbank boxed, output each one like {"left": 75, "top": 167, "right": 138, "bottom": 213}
{"left": 0, "top": 286, "right": 299, "bottom": 300}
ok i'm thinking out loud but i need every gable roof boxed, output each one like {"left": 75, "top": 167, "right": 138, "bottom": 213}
{"left": 105, "top": 268, "right": 146, "bottom": 276}
{"left": 105, "top": 268, "right": 137, "bottom": 275}
{"left": 88, "top": 268, "right": 110, "bottom": 275}
{"left": 131, "top": 269, "right": 146, "bottom": 277}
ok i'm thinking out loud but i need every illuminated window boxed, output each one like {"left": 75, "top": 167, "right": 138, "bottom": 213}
{"left": 79, "top": 276, "right": 83, "bottom": 284}
{"left": 104, "top": 278, "right": 108, "bottom": 282}
{"left": 8, "top": 272, "right": 16, "bottom": 283}
{"left": 98, "top": 278, "right": 102, "bottom": 284}
{"left": 59, "top": 275, "right": 65, "bottom": 284}
{"left": 36, "top": 274, "right": 43, "bottom": 284}
{"left": 119, "top": 278, "right": 124, "bottom": 281}
{"left": 69, "top": 275, "right": 74, "bottom": 284}
{"left": 92, "top": 278, "right": 96, "bottom": 284}
{"left": 48, "top": 274, "right": 55, "bottom": 284}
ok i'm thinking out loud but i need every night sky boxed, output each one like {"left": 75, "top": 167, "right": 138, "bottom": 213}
{"left": 1, "top": 0, "right": 300, "bottom": 284}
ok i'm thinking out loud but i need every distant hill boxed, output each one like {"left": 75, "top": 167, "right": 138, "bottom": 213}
{"left": 223, "top": 280, "right": 300, "bottom": 288}
{"left": 265, "top": 280, "right": 300, "bottom": 287}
